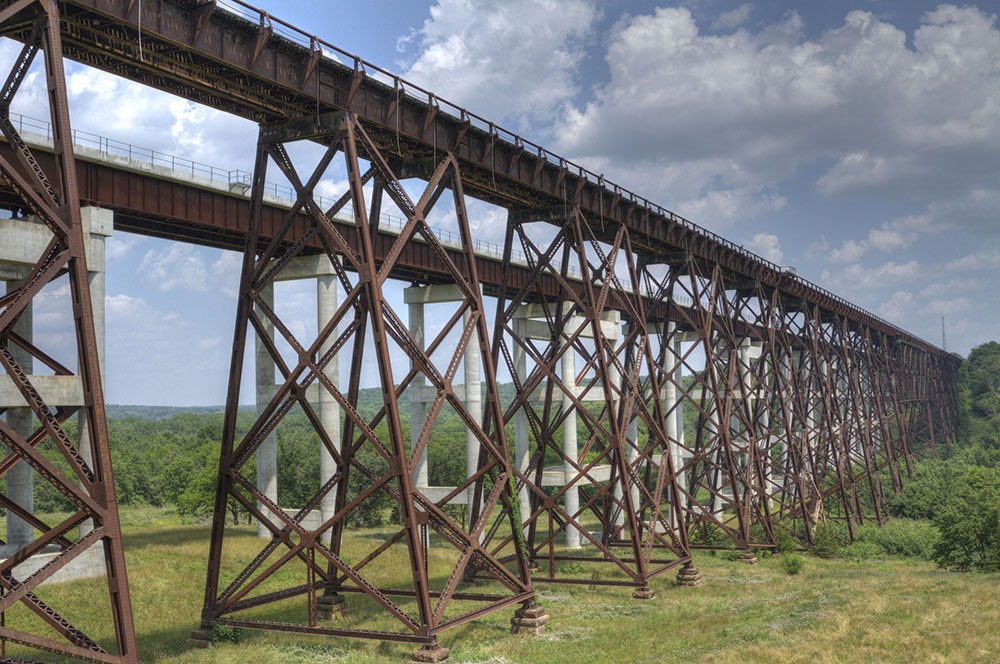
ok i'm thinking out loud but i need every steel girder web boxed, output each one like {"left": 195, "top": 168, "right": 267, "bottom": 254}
{"left": 0, "top": 2, "right": 138, "bottom": 662}
{"left": 488, "top": 206, "right": 690, "bottom": 597}
{"left": 642, "top": 257, "right": 775, "bottom": 555}
{"left": 198, "top": 111, "right": 537, "bottom": 660}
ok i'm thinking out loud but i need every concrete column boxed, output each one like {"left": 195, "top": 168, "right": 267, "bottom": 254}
{"left": 256, "top": 282, "right": 277, "bottom": 538}
{"left": 736, "top": 343, "right": 752, "bottom": 495}
{"left": 512, "top": 316, "right": 531, "bottom": 529}
{"left": 561, "top": 347, "right": 581, "bottom": 549}
{"left": 463, "top": 309, "right": 482, "bottom": 529}
{"left": 666, "top": 324, "right": 687, "bottom": 513}
{"left": 78, "top": 207, "right": 112, "bottom": 539}
{"left": 317, "top": 270, "right": 341, "bottom": 525}
{"left": 626, "top": 416, "right": 639, "bottom": 523}
{"left": 408, "top": 299, "right": 429, "bottom": 489}
{"left": 758, "top": 350, "right": 773, "bottom": 508}
{"left": 708, "top": 337, "right": 724, "bottom": 518}
{"left": 6, "top": 280, "right": 33, "bottom": 553}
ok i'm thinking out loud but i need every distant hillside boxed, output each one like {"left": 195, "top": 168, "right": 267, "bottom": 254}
{"left": 106, "top": 404, "right": 242, "bottom": 420}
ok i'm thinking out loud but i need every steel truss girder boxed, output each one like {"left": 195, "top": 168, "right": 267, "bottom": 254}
{"left": 0, "top": 1, "right": 137, "bottom": 662}
{"left": 201, "top": 111, "right": 536, "bottom": 654}
{"left": 639, "top": 255, "right": 958, "bottom": 552}
{"left": 488, "top": 206, "right": 690, "bottom": 592}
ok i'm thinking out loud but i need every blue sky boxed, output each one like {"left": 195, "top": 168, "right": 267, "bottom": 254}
{"left": 6, "top": 0, "right": 999, "bottom": 405}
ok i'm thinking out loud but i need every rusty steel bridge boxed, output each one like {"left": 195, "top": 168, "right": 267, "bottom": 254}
{"left": 0, "top": 0, "right": 959, "bottom": 661}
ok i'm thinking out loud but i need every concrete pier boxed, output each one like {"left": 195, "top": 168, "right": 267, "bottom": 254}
{"left": 0, "top": 208, "right": 111, "bottom": 577}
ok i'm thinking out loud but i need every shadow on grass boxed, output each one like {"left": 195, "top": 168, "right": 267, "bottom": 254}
{"left": 123, "top": 524, "right": 212, "bottom": 550}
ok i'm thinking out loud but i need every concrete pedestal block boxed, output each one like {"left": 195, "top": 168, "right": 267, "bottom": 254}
{"left": 411, "top": 641, "right": 450, "bottom": 663}
{"left": 0, "top": 545, "right": 105, "bottom": 583}
{"left": 316, "top": 592, "right": 348, "bottom": 620}
{"left": 631, "top": 586, "right": 656, "bottom": 600}
{"left": 737, "top": 550, "right": 758, "bottom": 565}
{"left": 510, "top": 602, "right": 550, "bottom": 635}
{"left": 187, "top": 627, "right": 213, "bottom": 648}
{"left": 676, "top": 564, "right": 704, "bottom": 587}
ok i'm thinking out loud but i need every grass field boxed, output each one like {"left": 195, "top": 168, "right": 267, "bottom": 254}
{"left": 8, "top": 506, "right": 1000, "bottom": 663}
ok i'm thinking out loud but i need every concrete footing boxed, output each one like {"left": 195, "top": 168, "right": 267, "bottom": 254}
{"left": 676, "top": 564, "right": 704, "bottom": 587}
{"left": 510, "top": 602, "right": 550, "bottom": 635}
{"left": 737, "top": 550, "right": 758, "bottom": 565}
{"left": 631, "top": 586, "right": 656, "bottom": 600}
{"left": 316, "top": 592, "right": 348, "bottom": 620}
{"left": 187, "top": 627, "right": 213, "bottom": 649}
{"left": 411, "top": 641, "right": 450, "bottom": 663}
{"left": 0, "top": 546, "right": 105, "bottom": 583}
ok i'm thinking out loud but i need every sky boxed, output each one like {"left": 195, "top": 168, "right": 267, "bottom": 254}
{"left": 4, "top": 0, "right": 999, "bottom": 406}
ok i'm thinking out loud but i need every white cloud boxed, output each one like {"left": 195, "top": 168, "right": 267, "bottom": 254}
{"left": 829, "top": 240, "right": 866, "bottom": 264}
{"left": 399, "top": 0, "right": 598, "bottom": 128}
{"left": 945, "top": 249, "right": 1000, "bottom": 271}
{"left": 713, "top": 4, "right": 753, "bottom": 30}
{"left": 677, "top": 187, "right": 786, "bottom": 229}
{"left": 820, "top": 260, "right": 921, "bottom": 294}
{"left": 556, "top": 5, "right": 1000, "bottom": 215}
{"left": 139, "top": 244, "right": 210, "bottom": 292}
{"left": 878, "top": 290, "right": 913, "bottom": 321}
{"left": 137, "top": 245, "right": 240, "bottom": 294}
{"left": 106, "top": 234, "right": 144, "bottom": 261}
{"left": 744, "top": 232, "right": 783, "bottom": 264}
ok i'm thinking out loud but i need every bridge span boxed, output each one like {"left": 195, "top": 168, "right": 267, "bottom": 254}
{"left": 0, "top": 1, "right": 959, "bottom": 662}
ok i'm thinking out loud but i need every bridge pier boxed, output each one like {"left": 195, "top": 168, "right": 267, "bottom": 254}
{"left": 253, "top": 256, "right": 344, "bottom": 537}
{"left": 0, "top": 208, "right": 112, "bottom": 579}
{"left": 403, "top": 283, "right": 485, "bottom": 532}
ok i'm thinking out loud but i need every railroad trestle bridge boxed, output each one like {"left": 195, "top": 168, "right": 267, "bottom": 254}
{"left": 0, "top": 0, "right": 959, "bottom": 661}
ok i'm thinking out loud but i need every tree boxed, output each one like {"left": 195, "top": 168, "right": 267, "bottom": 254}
{"left": 932, "top": 465, "right": 1000, "bottom": 572}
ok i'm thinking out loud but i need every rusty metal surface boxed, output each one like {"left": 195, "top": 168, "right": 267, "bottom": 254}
{"left": 0, "top": 0, "right": 953, "bottom": 358}
{"left": 0, "top": 1, "right": 137, "bottom": 661}
{"left": 201, "top": 112, "right": 536, "bottom": 653}
{"left": 0, "top": 0, "right": 965, "bottom": 660}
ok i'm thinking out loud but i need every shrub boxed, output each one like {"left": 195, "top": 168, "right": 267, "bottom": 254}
{"left": 932, "top": 465, "right": 1000, "bottom": 572}
{"left": 772, "top": 527, "right": 799, "bottom": 555}
{"left": 209, "top": 622, "right": 242, "bottom": 644}
{"left": 855, "top": 519, "right": 939, "bottom": 560}
{"left": 780, "top": 553, "right": 803, "bottom": 575}
{"left": 840, "top": 539, "right": 884, "bottom": 562}
{"left": 808, "top": 523, "right": 840, "bottom": 559}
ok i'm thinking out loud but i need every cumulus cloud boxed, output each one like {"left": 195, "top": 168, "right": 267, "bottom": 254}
{"left": 820, "top": 260, "right": 921, "bottom": 294}
{"left": 106, "top": 234, "right": 145, "bottom": 261}
{"left": 829, "top": 240, "right": 866, "bottom": 264}
{"left": 744, "top": 232, "right": 783, "bottom": 264}
{"left": 878, "top": 290, "right": 913, "bottom": 322}
{"left": 945, "top": 249, "right": 1000, "bottom": 271}
{"left": 399, "top": 0, "right": 598, "bottom": 128}
{"left": 139, "top": 245, "right": 240, "bottom": 293}
{"left": 555, "top": 5, "right": 1000, "bottom": 220}
{"left": 713, "top": 4, "right": 753, "bottom": 30}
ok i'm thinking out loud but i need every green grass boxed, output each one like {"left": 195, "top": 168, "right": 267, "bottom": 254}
{"left": 6, "top": 507, "right": 1000, "bottom": 663}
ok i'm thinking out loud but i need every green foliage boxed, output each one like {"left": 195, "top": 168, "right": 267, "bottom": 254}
{"left": 850, "top": 519, "right": 940, "bottom": 560}
{"left": 807, "top": 523, "right": 839, "bottom": 559}
{"left": 772, "top": 527, "right": 799, "bottom": 554}
{"left": 875, "top": 341, "right": 1000, "bottom": 573}
{"left": 209, "top": 622, "right": 242, "bottom": 644}
{"left": 932, "top": 465, "right": 1000, "bottom": 572}
{"left": 839, "top": 539, "right": 884, "bottom": 562}
{"left": 888, "top": 459, "right": 967, "bottom": 520}
{"left": 780, "top": 553, "right": 803, "bottom": 575}
{"left": 958, "top": 341, "right": 1000, "bottom": 450}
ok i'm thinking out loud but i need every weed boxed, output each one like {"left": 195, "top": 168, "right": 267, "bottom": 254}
{"left": 209, "top": 622, "right": 242, "bottom": 644}
{"left": 781, "top": 553, "right": 804, "bottom": 575}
